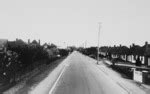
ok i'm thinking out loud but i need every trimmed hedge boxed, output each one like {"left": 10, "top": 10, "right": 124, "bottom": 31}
{"left": 110, "top": 65, "right": 133, "bottom": 79}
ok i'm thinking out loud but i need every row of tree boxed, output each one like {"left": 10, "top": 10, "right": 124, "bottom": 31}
{"left": 79, "top": 42, "right": 149, "bottom": 62}
{"left": 0, "top": 39, "right": 69, "bottom": 84}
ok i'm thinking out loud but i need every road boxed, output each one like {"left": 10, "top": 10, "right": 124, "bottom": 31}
{"left": 3, "top": 51, "right": 147, "bottom": 94}
{"left": 51, "top": 51, "right": 129, "bottom": 94}
{"left": 28, "top": 51, "right": 146, "bottom": 94}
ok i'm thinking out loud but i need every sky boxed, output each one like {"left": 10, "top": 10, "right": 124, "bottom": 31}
{"left": 0, "top": 0, "right": 150, "bottom": 47}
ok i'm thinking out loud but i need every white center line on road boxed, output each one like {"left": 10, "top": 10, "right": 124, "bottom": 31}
{"left": 49, "top": 63, "right": 68, "bottom": 94}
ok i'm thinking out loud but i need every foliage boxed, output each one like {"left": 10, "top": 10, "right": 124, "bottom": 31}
{"left": 59, "top": 49, "right": 69, "bottom": 56}
{"left": 111, "top": 65, "right": 133, "bottom": 79}
{"left": 0, "top": 39, "right": 60, "bottom": 84}
{"left": 83, "top": 47, "right": 97, "bottom": 56}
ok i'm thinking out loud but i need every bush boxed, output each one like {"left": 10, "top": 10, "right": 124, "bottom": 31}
{"left": 59, "top": 49, "right": 69, "bottom": 56}
{"left": 111, "top": 65, "right": 133, "bottom": 79}
{"left": 0, "top": 40, "right": 59, "bottom": 84}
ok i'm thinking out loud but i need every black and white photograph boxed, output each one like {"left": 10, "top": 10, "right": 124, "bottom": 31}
{"left": 0, "top": 0, "right": 150, "bottom": 94}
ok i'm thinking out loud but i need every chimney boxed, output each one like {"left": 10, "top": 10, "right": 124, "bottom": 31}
{"left": 28, "top": 39, "right": 30, "bottom": 44}
{"left": 38, "top": 39, "right": 40, "bottom": 45}
{"left": 145, "top": 41, "right": 148, "bottom": 46}
{"left": 145, "top": 41, "right": 148, "bottom": 52}
{"left": 130, "top": 45, "right": 132, "bottom": 49}
{"left": 132, "top": 43, "right": 135, "bottom": 47}
{"left": 120, "top": 44, "right": 122, "bottom": 47}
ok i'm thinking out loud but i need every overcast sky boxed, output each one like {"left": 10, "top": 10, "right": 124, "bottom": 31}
{"left": 0, "top": 0, "right": 150, "bottom": 47}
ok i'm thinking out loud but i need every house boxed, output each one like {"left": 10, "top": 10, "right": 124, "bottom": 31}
{"left": 0, "top": 39, "right": 8, "bottom": 53}
{"left": 42, "top": 43, "right": 59, "bottom": 58}
{"left": 7, "top": 39, "right": 27, "bottom": 49}
{"left": 43, "top": 43, "right": 48, "bottom": 49}
{"left": 28, "top": 39, "right": 40, "bottom": 47}
{"left": 99, "top": 42, "right": 150, "bottom": 67}
{"left": 144, "top": 42, "right": 150, "bottom": 66}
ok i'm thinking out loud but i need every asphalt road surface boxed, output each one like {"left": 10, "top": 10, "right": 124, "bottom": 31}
{"left": 51, "top": 51, "right": 129, "bottom": 94}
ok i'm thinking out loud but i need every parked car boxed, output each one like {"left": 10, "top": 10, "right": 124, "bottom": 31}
{"left": 89, "top": 54, "right": 96, "bottom": 59}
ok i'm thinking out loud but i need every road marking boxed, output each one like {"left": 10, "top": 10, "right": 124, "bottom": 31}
{"left": 116, "top": 82, "right": 132, "bottom": 94}
{"left": 49, "top": 64, "right": 68, "bottom": 94}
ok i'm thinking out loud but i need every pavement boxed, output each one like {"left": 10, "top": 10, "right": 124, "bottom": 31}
{"left": 28, "top": 51, "right": 148, "bottom": 94}
{"left": 104, "top": 59, "right": 150, "bottom": 70}
{"left": 103, "top": 60, "right": 150, "bottom": 93}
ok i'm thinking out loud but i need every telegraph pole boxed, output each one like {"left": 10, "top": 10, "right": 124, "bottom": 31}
{"left": 97, "top": 22, "right": 101, "bottom": 64}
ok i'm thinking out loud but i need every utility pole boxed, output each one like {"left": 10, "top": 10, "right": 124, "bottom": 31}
{"left": 97, "top": 22, "right": 101, "bottom": 64}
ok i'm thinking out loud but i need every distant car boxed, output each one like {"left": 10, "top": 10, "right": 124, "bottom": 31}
{"left": 89, "top": 54, "right": 96, "bottom": 59}
{"left": 57, "top": 54, "right": 60, "bottom": 57}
